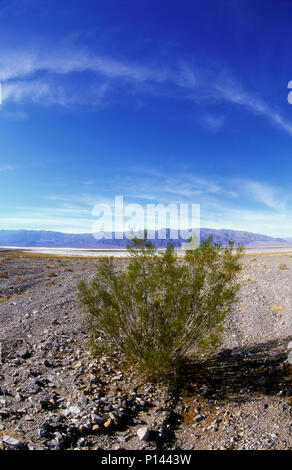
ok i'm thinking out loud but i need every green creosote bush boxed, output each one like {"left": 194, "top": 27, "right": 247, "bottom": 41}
{"left": 78, "top": 234, "right": 243, "bottom": 383}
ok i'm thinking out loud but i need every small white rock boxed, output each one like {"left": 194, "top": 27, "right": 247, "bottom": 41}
{"left": 287, "top": 341, "right": 292, "bottom": 351}
{"left": 137, "top": 426, "right": 150, "bottom": 441}
{"left": 287, "top": 351, "right": 292, "bottom": 365}
{"left": 2, "top": 435, "right": 21, "bottom": 447}
{"left": 68, "top": 405, "right": 81, "bottom": 415}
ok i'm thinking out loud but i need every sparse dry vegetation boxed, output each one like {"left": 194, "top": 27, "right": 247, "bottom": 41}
{"left": 278, "top": 264, "right": 288, "bottom": 270}
{"left": 78, "top": 236, "right": 243, "bottom": 382}
{"left": 271, "top": 304, "right": 284, "bottom": 313}
{"left": 46, "top": 272, "right": 57, "bottom": 278}
{"left": 14, "top": 275, "right": 26, "bottom": 282}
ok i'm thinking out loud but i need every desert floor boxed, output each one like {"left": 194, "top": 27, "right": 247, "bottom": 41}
{"left": 0, "top": 252, "right": 291, "bottom": 450}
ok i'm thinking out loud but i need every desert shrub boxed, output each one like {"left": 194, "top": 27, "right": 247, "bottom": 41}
{"left": 78, "top": 236, "right": 243, "bottom": 382}
{"left": 271, "top": 304, "right": 284, "bottom": 313}
{"left": 278, "top": 264, "right": 287, "bottom": 270}
{"left": 14, "top": 275, "right": 26, "bottom": 281}
{"left": 60, "top": 267, "right": 73, "bottom": 273}
{"left": 47, "top": 272, "right": 57, "bottom": 278}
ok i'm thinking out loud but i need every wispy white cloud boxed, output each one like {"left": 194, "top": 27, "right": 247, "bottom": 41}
{"left": 0, "top": 33, "right": 292, "bottom": 151}
{"left": 0, "top": 47, "right": 168, "bottom": 83}
{"left": 201, "top": 201, "right": 292, "bottom": 239}
{"left": 44, "top": 170, "right": 237, "bottom": 212}
{"left": 0, "top": 202, "right": 94, "bottom": 233}
{"left": 0, "top": 164, "right": 13, "bottom": 173}
{"left": 200, "top": 114, "right": 225, "bottom": 131}
{"left": 236, "top": 179, "right": 284, "bottom": 212}
{"left": 213, "top": 74, "right": 292, "bottom": 135}
{"left": 2, "top": 79, "right": 53, "bottom": 103}
{"left": 118, "top": 171, "right": 238, "bottom": 202}
{"left": 1, "top": 172, "right": 291, "bottom": 237}
{"left": 2, "top": 77, "right": 108, "bottom": 107}
{"left": 1, "top": 45, "right": 292, "bottom": 136}
{"left": 0, "top": 215, "right": 93, "bottom": 233}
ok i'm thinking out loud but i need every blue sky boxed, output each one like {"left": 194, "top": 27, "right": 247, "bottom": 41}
{"left": 1, "top": 0, "right": 292, "bottom": 237}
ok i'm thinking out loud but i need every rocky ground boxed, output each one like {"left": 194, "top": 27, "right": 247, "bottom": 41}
{"left": 0, "top": 251, "right": 291, "bottom": 450}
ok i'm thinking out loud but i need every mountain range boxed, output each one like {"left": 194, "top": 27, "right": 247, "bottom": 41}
{"left": 0, "top": 229, "right": 289, "bottom": 248}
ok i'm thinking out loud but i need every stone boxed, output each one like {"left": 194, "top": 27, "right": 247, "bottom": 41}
{"left": 137, "top": 426, "right": 150, "bottom": 441}
{"left": 2, "top": 435, "right": 22, "bottom": 447}
{"left": 49, "top": 440, "right": 63, "bottom": 450}
{"left": 91, "top": 414, "right": 105, "bottom": 424}
{"left": 24, "top": 382, "right": 41, "bottom": 395}
{"left": 17, "top": 348, "right": 31, "bottom": 359}
{"left": 12, "top": 359, "right": 24, "bottom": 366}
{"left": 28, "top": 442, "right": 45, "bottom": 450}
{"left": 287, "top": 351, "right": 292, "bottom": 365}
{"left": 68, "top": 405, "right": 81, "bottom": 415}
{"left": 287, "top": 341, "right": 292, "bottom": 351}
{"left": 77, "top": 437, "right": 86, "bottom": 447}
{"left": 194, "top": 414, "right": 205, "bottom": 423}
{"left": 15, "top": 392, "right": 23, "bottom": 402}
{"left": 112, "top": 375, "right": 122, "bottom": 381}
{"left": 39, "top": 422, "right": 53, "bottom": 439}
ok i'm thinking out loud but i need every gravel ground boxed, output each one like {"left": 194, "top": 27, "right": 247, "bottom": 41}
{"left": 0, "top": 252, "right": 291, "bottom": 450}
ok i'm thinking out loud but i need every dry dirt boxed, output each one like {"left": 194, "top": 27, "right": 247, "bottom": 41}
{"left": 0, "top": 251, "right": 291, "bottom": 450}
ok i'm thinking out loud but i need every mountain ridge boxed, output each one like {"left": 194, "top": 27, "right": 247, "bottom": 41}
{"left": 0, "top": 228, "right": 289, "bottom": 248}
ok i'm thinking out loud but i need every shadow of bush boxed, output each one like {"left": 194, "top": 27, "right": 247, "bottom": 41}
{"left": 175, "top": 337, "right": 292, "bottom": 403}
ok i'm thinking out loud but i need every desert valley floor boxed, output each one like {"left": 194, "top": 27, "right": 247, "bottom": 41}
{"left": 0, "top": 251, "right": 292, "bottom": 450}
